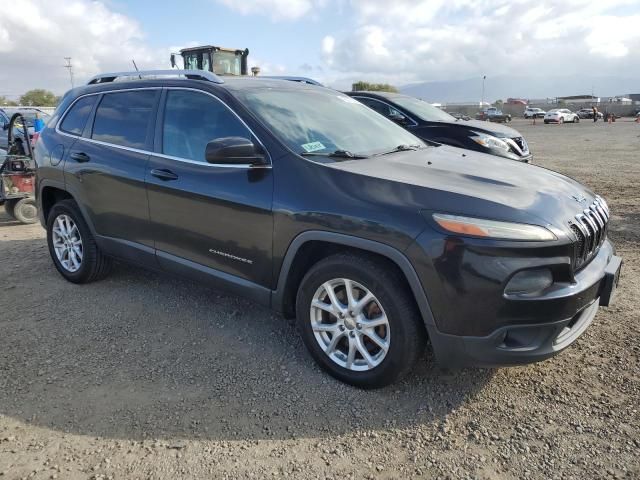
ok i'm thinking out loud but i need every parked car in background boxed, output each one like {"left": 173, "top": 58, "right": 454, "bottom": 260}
{"left": 347, "top": 91, "right": 531, "bottom": 162}
{"left": 0, "top": 110, "right": 9, "bottom": 151}
{"left": 476, "top": 107, "right": 512, "bottom": 123}
{"left": 524, "top": 107, "right": 546, "bottom": 119}
{"left": 450, "top": 112, "right": 471, "bottom": 121}
{"left": 544, "top": 109, "right": 580, "bottom": 124}
{"left": 36, "top": 70, "right": 621, "bottom": 388}
{"left": 577, "top": 108, "right": 604, "bottom": 120}
{"left": 0, "top": 108, "right": 51, "bottom": 150}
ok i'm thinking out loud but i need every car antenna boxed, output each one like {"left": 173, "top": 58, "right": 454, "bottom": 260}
{"left": 132, "top": 59, "right": 142, "bottom": 79}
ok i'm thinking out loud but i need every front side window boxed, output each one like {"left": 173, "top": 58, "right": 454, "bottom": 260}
{"left": 162, "top": 90, "right": 251, "bottom": 162}
{"left": 92, "top": 91, "right": 157, "bottom": 149}
{"left": 234, "top": 88, "right": 423, "bottom": 157}
{"left": 60, "top": 96, "right": 97, "bottom": 135}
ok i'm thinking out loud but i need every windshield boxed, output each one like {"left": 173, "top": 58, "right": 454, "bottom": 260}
{"left": 235, "top": 88, "right": 424, "bottom": 156}
{"left": 391, "top": 96, "right": 456, "bottom": 122}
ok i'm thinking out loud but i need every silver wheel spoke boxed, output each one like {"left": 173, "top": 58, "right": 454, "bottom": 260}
{"left": 362, "top": 314, "right": 388, "bottom": 329}
{"left": 345, "top": 338, "right": 357, "bottom": 369}
{"left": 354, "top": 292, "right": 374, "bottom": 314}
{"left": 325, "top": 331, "right": 345, "bottom": 355}
{"left": 311, "top": 299, "right": 335, "bottom": 315}
{"left": 343, "top": 278, "right": 357, "bottom": 308}
{"left": 355, "top": 335, "right": 375, "bottom": 367}
{"left": 362, "top": 331, "right": 389, "bottom": 352}
{"left": 311, "top": 322, "right": 338, "bottom": 333}
{"left": 323, "top": 282, "right": 345, "bottom": 313}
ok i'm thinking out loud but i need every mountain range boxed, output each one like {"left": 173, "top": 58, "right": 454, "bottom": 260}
{"left": 400, "top": 75, "right": 640, "bottom": 104}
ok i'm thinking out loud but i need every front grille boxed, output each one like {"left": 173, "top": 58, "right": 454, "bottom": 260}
{"left": 570, "top": 196, "right": 609, "bottom": 270}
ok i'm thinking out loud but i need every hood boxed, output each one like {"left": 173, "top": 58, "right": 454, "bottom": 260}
{"left": 451, "top": 119, "right": 522, "bottom": 138}
{"left": 325, "top": 145, "right": 595, "bottom": 232}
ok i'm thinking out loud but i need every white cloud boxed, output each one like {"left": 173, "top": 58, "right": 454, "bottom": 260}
{"left": 215, "top": 0, "right": 326, "bottom": 21}
{"left": 0, "top": 0, "right": 165, "bottom": 98}
{"left": 321, "top": 0, "right": 640, "bottom": 86}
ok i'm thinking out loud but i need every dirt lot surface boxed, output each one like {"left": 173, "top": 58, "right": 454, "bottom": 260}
{"left": 1, "top": 118, "right": 639, "bottom": 479}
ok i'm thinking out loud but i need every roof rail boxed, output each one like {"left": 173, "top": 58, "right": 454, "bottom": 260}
{"left": 262, "top": 76, "right": 323, "bottom": 86}
{"left": 87, "top": 69, "right": 224, "bottom": 85}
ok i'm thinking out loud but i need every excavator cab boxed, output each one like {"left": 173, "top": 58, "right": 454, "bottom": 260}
{"left": 171, "top": 46, "right": 249, "bottom": 76}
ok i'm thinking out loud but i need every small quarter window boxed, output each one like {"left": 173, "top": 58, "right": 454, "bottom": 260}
{"left": 60, "top": 96, "right": 97, "bottom": 136}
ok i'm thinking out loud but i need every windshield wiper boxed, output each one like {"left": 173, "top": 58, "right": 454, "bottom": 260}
{"left": 374, "top": 144, "right": 423, "bottom": 156}
{"left": 300, "top": 149, "right": 369, "bottom": 159}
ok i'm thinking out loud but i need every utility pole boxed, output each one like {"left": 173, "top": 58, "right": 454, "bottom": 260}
{"left": 481, "top": 75, "right": 486, "bottom": 107}
{"left": 64, "top": 57, "right": 74, "bottom": 89}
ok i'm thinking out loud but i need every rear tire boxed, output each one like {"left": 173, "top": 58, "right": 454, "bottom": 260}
{"left": 46, "top": 199, "right": 112, "bottom": 283}
{"left": 4, "top": 199, "right": 18, "bottom": 219}
{"left": 13, "top": 197, "right": 38, "bottom": 224}
{"left": 573, "top": 116, "right": 579, "bottom": 123}
{"left": 295, "top": 253, "right": 426, "bottom": 389}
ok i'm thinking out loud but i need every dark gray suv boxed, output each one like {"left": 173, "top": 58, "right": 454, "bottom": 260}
{"left": 35, "top": 70, "right": 621, "bottom": 388}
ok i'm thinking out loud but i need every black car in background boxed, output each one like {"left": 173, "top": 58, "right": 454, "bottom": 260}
{"left": 346, "top": 91, "right": 532, "bottom": 162}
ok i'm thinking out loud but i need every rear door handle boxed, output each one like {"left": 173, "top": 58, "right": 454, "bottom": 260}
{"left": 150, "top": 168, "right": 179, "bottom": 181}
{"left": 70, "top": 152, "right": 90, "bottom": 163}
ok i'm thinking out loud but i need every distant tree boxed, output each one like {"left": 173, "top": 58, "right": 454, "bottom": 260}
{"left": 493, "top": 99, "right": 503, "bottom": 106}
{"left": 352, "top": 81, "right": 399, "bottom": 93}
{"left": 0, "top": 95, "right": 18, "bottom": 106}
{"left": 19, "top": 89, "right": 59, "bottom": 107}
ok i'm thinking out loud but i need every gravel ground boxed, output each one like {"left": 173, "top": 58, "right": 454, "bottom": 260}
{"left": 0, "top": 118, "right": 639, "bottom": 479}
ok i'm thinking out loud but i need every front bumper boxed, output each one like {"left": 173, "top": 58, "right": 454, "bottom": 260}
{"left": 407, "top": 232, "right": 621, "bottom": 367}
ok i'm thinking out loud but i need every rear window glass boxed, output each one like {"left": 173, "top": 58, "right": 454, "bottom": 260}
{"left": 92, "top": 91, "right": 156, "bottom": 149}
{"left": 60, "top": 96, "right": 97, "bottom": 135}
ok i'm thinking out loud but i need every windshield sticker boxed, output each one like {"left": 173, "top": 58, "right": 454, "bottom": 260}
{"left": 301, "top": 141, "right": 326, "bottom": 152}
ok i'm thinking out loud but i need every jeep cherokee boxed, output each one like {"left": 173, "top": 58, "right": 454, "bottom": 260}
{"left": 35, "top": 70, "right": 622, "bottom": 388}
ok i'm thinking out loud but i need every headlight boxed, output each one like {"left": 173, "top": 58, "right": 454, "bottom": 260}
{"left": 470, "top": 133, "right": 510, "bottom": 151}
{"left": 432, "top": 213, "right": 557, "bottom": 241}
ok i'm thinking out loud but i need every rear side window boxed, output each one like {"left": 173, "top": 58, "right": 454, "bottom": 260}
{"left": 92, "top": 91, "right": 157, "bottom": 149}
{"left": 162, "top": 90, "right": 251, "bottom": 162}
{"left": 60, "top": 96, "right": 97, "bottom": 135}
{"left": 356, "top": 97, "right": 393, "bottom": 116}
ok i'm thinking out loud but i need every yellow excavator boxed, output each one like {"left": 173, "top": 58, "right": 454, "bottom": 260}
{"left": 171, "top": 46, "right": 250, "bottom": 76}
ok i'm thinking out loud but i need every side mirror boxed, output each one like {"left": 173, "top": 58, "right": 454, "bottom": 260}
{"left": 388, "top": 113, "right": 408, "bottom": 125}
{"left": 170, "top": 53, "right": 177, "bottom": 68}
{"left": 205, "top": 137, "right": 266, "bottom": 165}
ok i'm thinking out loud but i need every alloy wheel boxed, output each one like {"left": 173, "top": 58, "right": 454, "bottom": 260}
{"left": 310, "top": 278, "right": 390, "bottom": 371}
{"left": 51, "top": 214, "right": 83, "bottom": 272}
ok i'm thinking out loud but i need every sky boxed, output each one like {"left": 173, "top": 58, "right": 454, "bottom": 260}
{"left": 1, "top": 0, "right": 639, "bottom": 100}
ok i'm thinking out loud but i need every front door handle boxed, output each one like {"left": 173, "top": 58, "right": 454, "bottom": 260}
{"left": 70, "top": 152, "right": 90, "bottom": 163}
{"left": 150, "top": 168, "right": 179, "bottom": 181}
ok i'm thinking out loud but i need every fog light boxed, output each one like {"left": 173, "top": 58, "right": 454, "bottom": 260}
{"left": 505, "top": 268, "right": 553, "bottom": 295}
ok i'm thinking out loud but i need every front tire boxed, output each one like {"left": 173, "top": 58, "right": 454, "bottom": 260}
{"left": 573, "top": 116, "right": 579, "bottom": 123}
{"left": 559, "top": 117, "right": 564, "bottom": 124}
{"left": 13, "top": 197, "right": 38, "bottom": 224}
{"left": 46, "top": 199, "right": 112, "bottom": 283}
{"left": 295, "top": 253, "right": 425, "bottom": 389}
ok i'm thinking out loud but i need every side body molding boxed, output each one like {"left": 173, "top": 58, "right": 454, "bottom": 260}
{"left": 271, "top": 231, "right": 436, "bottom": 327}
